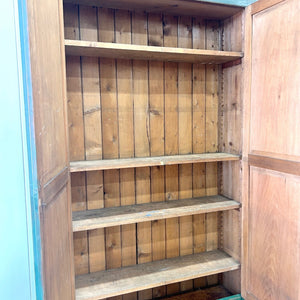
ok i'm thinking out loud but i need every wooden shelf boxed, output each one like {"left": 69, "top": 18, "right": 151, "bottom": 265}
{"left": 63, "top": 0, "right": 243, "bottom": 20}
{"left": 73, "top": 195, "right": 240, "bottom": 232}
{"left": 75, "top": 250, "right": 240, "bottom": 300}
{"left": 65, "top": 40, "right": 243, "bottom": 64}
{"left": 70, "top": 153, "right": 240, "bottom": 172}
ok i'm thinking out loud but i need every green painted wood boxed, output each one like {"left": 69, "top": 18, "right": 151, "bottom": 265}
{"left": 218, "top": 294, "right": 243, "bottom": 300}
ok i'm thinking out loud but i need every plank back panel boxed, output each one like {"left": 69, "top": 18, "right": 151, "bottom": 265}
{"left": 63, "top": 4, "right": 241, "bottom": 298}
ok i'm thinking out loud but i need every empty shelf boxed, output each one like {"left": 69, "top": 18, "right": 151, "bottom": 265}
{"left": 73, "top": 195, "right": 240, "bottom": 232}
{"left": 70, "top": 153, "right": 240, "bottom": 172}
{"left": 65, "top": 40, "right": 243, "bottom": 64}
{"left": 63, "top": 0, "right": 243, "bottom": 20}
{"left": 75, "top": 250, "right": 240, "bottom": 300}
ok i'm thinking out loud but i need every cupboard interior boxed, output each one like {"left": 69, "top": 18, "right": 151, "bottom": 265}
{"left": 63, "top": 2, "right": 243, "bottom": 299}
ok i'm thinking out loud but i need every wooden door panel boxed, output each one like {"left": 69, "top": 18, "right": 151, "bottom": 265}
{"left": 250, "top": 0, "right": 300, "bottom": 158}
{"left": 42, "top": 186, "right": 74, "bottom": 299}
{"left": 248, "top": 167, "right": 300, "bottom": 300}
{"left": 27, "top": 0, "right": 75, "bottom": 298}
{"left": 244, "top": 0, "right": 300, "bottom": 299}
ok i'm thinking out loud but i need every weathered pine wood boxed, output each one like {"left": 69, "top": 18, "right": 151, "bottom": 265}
{"left": 161, "top": 285, "right": 232, "bottom": 300}
{"left": 65, "top": 40, "right": 243, "bottom": 64}
{"left": 63, "top": 5, "right": 244, "bottom": 299}
{"left": 131, "top": 10, "right": 153, "bottom": 300}
{"left": 221, "top": 10, "right": 243, "bottom": 294}
{"left": 177, "top": 15, "right": 194, "bottom": 293}
{"left": 97, "top": 10, "right": 123, "bottom": 290}
{"left": 248, "top": 154, "right": 300, "bottom": 177}
{"left": 205, "top": 20, "right": 221, "bottom": 287}
{"left": 63, "top": 0, "right": 242, "bottom": 19}
{"left": 75, "top": 250, "right": 240, "bottom": 300}
{"left": 114, "top": 10, "right": 137, "bottom": 300}
{"left": 148, "top": 13, "right": 166, "bottom": 298}
{"left": 64, "top": 4, "right": 89, "bottom": 276}
{"left": 28, "top": 0, "right": 75, "bottom": 297}
{"left": 251, "top": 0, "right": 285, "bottom": 14}
{"left": 79, "top": 5, "right": 106, "bottom": 276}
{"left": 70, "top": 153, "right": 239, "bottom": 172}
{"left": 192, "top": 16, "right": 207, "bottom": 290}
{"left": 244, "top": 1, "right": 300, "bottom": 299}
{"left": 241, "top": 5, "right": 252, "bottom": 297}
{"left": 163, "top": 13, "right": 180, "bottom": 296}
{"left": 73, "top": 196, "right": 240, "bottom": 231}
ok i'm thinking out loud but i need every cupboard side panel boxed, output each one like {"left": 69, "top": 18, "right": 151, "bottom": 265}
{"left": 221, "top": 10, "right": 244, "bottom": 294}
{"left": 28, "top": 0, "right": 75, "bottom": 297}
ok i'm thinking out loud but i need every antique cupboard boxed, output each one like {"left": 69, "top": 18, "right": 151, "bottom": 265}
{"left": 26, "top": 0, "right": 300, "bottom": 299}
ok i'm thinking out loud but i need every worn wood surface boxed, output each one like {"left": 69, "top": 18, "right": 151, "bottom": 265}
{"left": 75, "top": 250, "right": 240, "bottom": 300}
{"left": 248, "top": 168, "right": 300, "bottom": 300}
{"left": 63, "top": 5, "right": 242, "bottom": 299}
{"left": 73, "top": 196, "right": 240, "bottom": 231}
{"left": 250, "top": 0, "right": 300, "bottom": 158}
{"left": 27, "top": 0, "right": 75, "bottom": 298}
{"left": 205, "top": 20, "right": 221, "bottom": 287}
{"left": 65, "top": 40, "right": 243, "bottom": 64}
{"left": 243, "top": 0, "right": 300, "bottom": 299}
{"left": 161, "top": 285, "right": 232, "bottom": 300}
{"left": 251, "top": 0, "right": 285, "bottom": 14}
{"left": 63, "top": 0, "right": 242, "bottom": 19}
{"left": 70, "top": 153, "right": 240, "bottom": 172}
{"left": 221, "top": 10, "right": 244, "bottom": 295}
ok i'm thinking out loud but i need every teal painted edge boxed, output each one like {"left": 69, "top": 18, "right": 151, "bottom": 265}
{"left": 218, "top": 294, "right": 244, "bottom": 300}
{"left": 196, "top": 0, "right": 247, "bottom": 7}
{"left": 17, "top": 0, "right": 44, "bottom": 299}
{"left": 197, "top": 0, "right": 258, "bottom": 7}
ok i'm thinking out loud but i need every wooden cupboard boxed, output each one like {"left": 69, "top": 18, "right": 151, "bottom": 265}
{"left": 26, "top": 0, "right": 300, "bottom": 299}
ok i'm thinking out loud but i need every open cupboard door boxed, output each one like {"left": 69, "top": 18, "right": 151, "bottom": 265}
{"left": 243, "top": 0, "right": 300, "bottom": 299}
{"left": 27, "top": 0, "right": 75, "bottom": 298}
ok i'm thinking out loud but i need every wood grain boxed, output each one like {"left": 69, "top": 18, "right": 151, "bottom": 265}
{"left": 250, "top": 0, "right": 300, "bottom": 158}
{"left": 221, "top": 9, "right": 244, "bottom": 295}
{"left": 248, "top": 167, "right": 300, "bottom": 300}
{"left": 65, "top": 40, "right": 243, "bottom": 64}
{"left": 70, "top": 153, "right": 240, "bottom": 172}
{"left": 28, "top": 0, "right": 74, "bottom": 297}
{"left": 161, "top": 285, "right": 232, "bottom": 300}
{"left": 73, "top": 196, "right": 240, "bottom": 231}
{"left": 205, "top": 20, "right": 221, "bottom": 287}
{"left": 245, "top": 1, "right": 300, "bottom": 299}
{"left": 75, "top": 250, "right": 240, "bottom": 300}
{"left": 64, "top": 0, "right": 242, "bottom": 19}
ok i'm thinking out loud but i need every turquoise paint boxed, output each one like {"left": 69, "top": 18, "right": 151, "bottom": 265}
{"left": 0, "top": 0, "right": 33, "bottom": 299}
{"left": 17, "top": 0, "right": 43, "bottom": 297}
{"left": 198, "top": 0, "right": 258, "bottom": 6}
{"left": 218, "top": 294, "right": 244, "bottom": 300}
{"left": 0, "top": 0, "right": 42, "bottom": 299}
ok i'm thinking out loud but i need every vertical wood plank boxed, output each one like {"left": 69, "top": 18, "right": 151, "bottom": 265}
{"left": 79, "top": 6, "right": 106, "bottom": 276}
{"left": 98, "top": 12, "right": 122, "bottom": 300}
{"left": 132, "top": 11, "right": 152, "bottom": 300}
{"left": 64, "top": 4, "right": 88, "bottom": 276}
{"left": 72, "top": 173, "right": 88, "bottom": 275}
{"left": 222, "top": 11, "right": 243, "bottom": 294}
{"left": 192, "top": 17, "right": 207, "bottom": 290}
{"left": 148, "top": 13, "right": 166, "bottom": 298}
{"left": 163, "top": 14, "right": 180, "bottom": 296}
{"left": 178, "top": 15, "right": 193, "bottom": 293}
{"left": 205, "top": 20, "right": 220, "bottom": 286}
{"left": 115, "top": 10, "right": 137, "bottom": 300}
